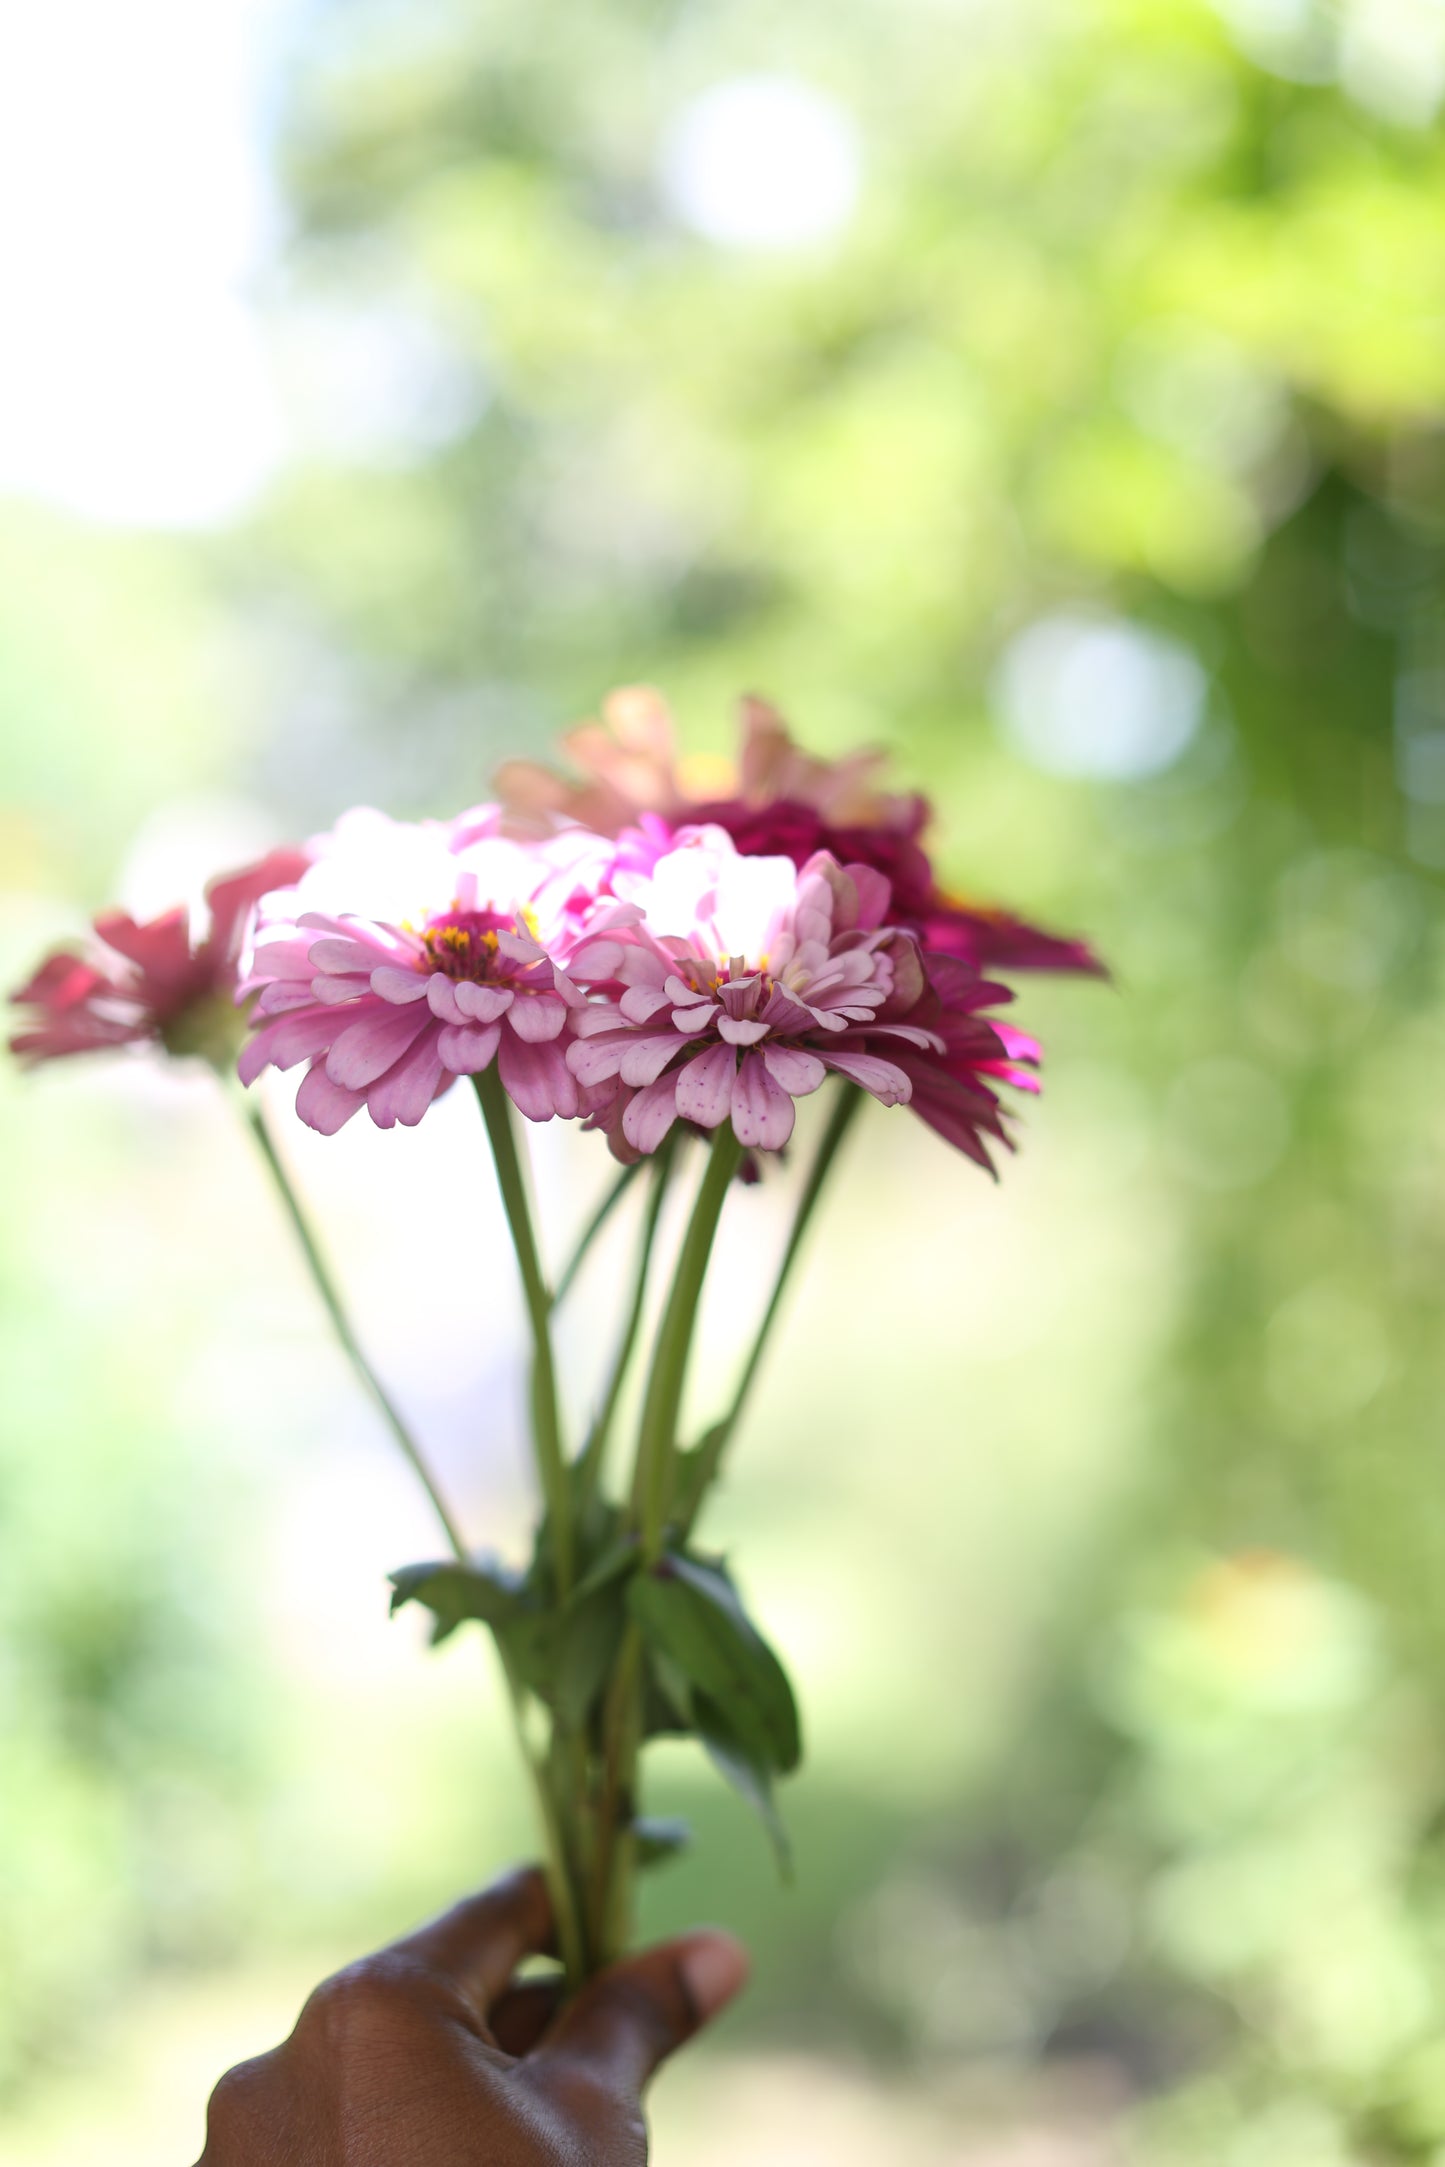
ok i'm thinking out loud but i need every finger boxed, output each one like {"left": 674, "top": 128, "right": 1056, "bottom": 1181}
{"left": 390, "top": 1867, "right": 553, "bottom": 2016}
{"left": 536, "top": 1931, "right": 748, "bottom": 2097}
{"left": 490, "top": 1975, "right": 565, "bottom": 2057}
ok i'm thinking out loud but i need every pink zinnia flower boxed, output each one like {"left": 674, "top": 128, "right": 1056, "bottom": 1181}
{"left": 565, "top": 828, "right": 1034, "bottom": 1164}
{"left": 239, "top": 815, "right": 611, "bottom": 1134}
{"left": 497, "top": 686, "right": 1102, "bottom": 978}
{"left": 8, "top": 846, "right": 310, "bottom": 1068}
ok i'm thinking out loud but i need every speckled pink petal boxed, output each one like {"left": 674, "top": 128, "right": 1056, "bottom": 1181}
{"left": 619, "top": 1033, "right": 684, "bottom": 1089}
{"left": 730, "top": 1051, "right": 796, "bottom": 1151}
{"left": 761, "top": 1044, "right": 826, "bottom": 1095}
{"left": 820, "top": 1048, "right": 912, "bottom": 1105}
{"left": 674, "top": 1042, "right": 736, "bottom": 1127}
{"left": 566, "top": 1032, "right": 629, "bottom": 1085}
{"left": 622, "top": 1071, "right": 681, "bottom": 1153}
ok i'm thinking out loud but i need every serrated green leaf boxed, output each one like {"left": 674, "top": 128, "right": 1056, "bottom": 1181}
{"left": 388, "top": 1556, "right": 528, "bottom": 1645}
{"left": 626, "top": 1551, "right": 801, "bottom": 1775}
{"left": 694, "top": 1692, "right": 793, "bottom": 1878}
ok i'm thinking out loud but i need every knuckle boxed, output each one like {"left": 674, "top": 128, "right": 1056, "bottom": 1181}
{"left": 296, "top": 1953, "right": 428, "bottom": 2050}
{"left": 202, "top": 2054, "right": 272, "bottom": 2144}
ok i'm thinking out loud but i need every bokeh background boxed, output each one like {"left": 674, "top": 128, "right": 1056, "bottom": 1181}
{"left": 5, "top": 0, "right": 1445, "bottom": 2159}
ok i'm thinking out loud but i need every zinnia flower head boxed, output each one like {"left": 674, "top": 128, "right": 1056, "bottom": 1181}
{"left": 497, "top": 687, "right": 1102, "bottom": 978}
{"left": 565, "top": 826, "right": 1034, "bottom": 1164}
{"left": 8, "top": 846, "right": 310, "bottom": 1070}
{"left": 239, "top": 812, "right": 614, "bottom": 1133}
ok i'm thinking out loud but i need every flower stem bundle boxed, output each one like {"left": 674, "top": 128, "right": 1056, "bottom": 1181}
{"left": 10, "top": 689, "right": 1099, "bottom": 1987}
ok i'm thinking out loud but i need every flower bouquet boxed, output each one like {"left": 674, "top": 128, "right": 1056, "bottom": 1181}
{"left": 10, "top": 690, "right": 1098, "bottom": 1987}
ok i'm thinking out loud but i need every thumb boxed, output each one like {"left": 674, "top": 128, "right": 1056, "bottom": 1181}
{"left": 536, "top": 1931, "right": 749, "bottom": 2097}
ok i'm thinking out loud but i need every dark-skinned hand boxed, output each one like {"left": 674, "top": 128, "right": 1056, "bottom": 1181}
{"left": 196, "top": 1867, "right": 748, "bottom": 2165}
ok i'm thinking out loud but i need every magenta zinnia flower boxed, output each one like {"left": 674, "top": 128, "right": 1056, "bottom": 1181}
{"left": 497, "top": 686, "right": 1101, "bottom": 978}
{"left": 566, "top": 827, "right": 1035, "bottom": 1163}
{"left": 9, "top": 846, "right": 310, "bottom": 1069}
{"left": 239, "top": 817, "right": 612, "bottom": 1133}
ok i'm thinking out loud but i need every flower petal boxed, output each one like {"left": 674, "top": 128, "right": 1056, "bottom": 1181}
{"left": 717, "top": 1015, "right": 769, "bottom": 1046}
{"left": 367, "top": 1034, "right": 448, "bottom": 1128}
{"left": 567, "top": 1032, "right": 628, "bottom": 1085}
{"left": 370, "top": 965, "right": 430, "bottom": 1003}
{"left": 239, "top": 1005, "right": 339, "bottom": 1082}
{"left": 508, "top": 991, "right": 567, "bottom": 1043}
{"left": 620, "top": 984, "right": 672, "bottom": 1024}
{"left": 307, "top": 935, "right": 383, "bottom": 975}
{"left": 455, "top": 982, "right": 514, "bottom": 1023}
{"left": 820, "top": 1049, "right": 912, "bottom": 1105}
{"left": 499, "top": 1028, "right": 578, "bottom": 1121}
{"left": 296, "top": 1061, "right": 365, "bottom": 1135}
{"left": 621, "top": 1072, "right": 681, "bottom": 1153}
{"left": 761, "top": 1044, "right": 826, "bottom": 1096}
{"left": 619, "top": 1033, "right": 685, "bottom": 1088}
{"left": 437, "top": 1021, "right": 502, "bottom": 1074}
{"left": 730, "top": 1050, "right": 796, "bottom": 1151}
{"left": 674, "top": 1041, "right": 737, "bottom": 1127}
{"left": 426, "top": 975, "right": 465, "bottom": 1023}
{"left": 326, "top": 1002, "right": 432, "bottom": 1089}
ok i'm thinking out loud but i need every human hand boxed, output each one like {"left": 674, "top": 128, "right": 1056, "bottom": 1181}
{"left": 197, "top": 1867, "right": 748, "bottom": 2165}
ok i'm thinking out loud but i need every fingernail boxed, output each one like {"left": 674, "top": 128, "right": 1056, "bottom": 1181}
{"left": 678, "top": 1931, "right": 750, "bottom": 2022}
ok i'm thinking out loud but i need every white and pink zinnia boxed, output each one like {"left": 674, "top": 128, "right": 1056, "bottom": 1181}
{"left": 566, "top": 829, "right": 944, "bottom": 1155}
{"left": 238, "top": 814, "right": 614, "bottom": 1132}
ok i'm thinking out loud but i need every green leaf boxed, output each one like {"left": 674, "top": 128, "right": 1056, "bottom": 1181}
{"left": 566, "top": 1531, "right": 640, "bottom": 1610}
{"left": 642, "top": 1645, "right": 695, "bottom": 1738}
{"left": 553, "top": 1586, "right": 627, "bottom": 1730}
{"left": 694, "top": 1692, "right": 793, "bottom": 1878}
{"left": 626, "top": 1551, "right": 802, "bottom": 1775}
{"left": 388, "top": 1556, "right": 528, "bottom": 1646}
{"left": 633, "top": 1816, "right": 692, "bottom": 1870}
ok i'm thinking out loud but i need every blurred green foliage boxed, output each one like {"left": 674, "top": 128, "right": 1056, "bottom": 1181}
{"left": 7, "top": 0, "right": 1445, "bottom": 2157}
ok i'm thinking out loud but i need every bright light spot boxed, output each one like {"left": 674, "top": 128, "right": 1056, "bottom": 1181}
{"left": 993, "top": 615, "right": 1207, "bottom": 781}
{"left": 0, "top": 0, "right": 283, "bottom": 527}
{"left": 1342, "top": 0, "right": 1445, "bottom": 128}
{"left": 278, "top": 302, "right": 487, "bottom": 467}
{"left": 661, "top": 76, "right": 862, "bottom": 251}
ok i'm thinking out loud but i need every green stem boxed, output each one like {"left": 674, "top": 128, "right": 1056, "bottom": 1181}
{"left": 244, "top": 1104, "right": 467, "bottom": 1561}
{"left": 575, "top": 1141, "right": 676, "bottom": 1515}
{"left": 496, "top": 1646, "right": 587, "bottom": 1989}
{"left": 552, "top": 1159, "right": 644, "bottom": 1308}
{"left": 632, "top": 1124, "right": 742, "bottom": 1559}
{"left": 473, "top": 1070, "right": 572, "bottom": 1597}
{"left": 677, "top": 1083, "right": 863, "bottom": 1541}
